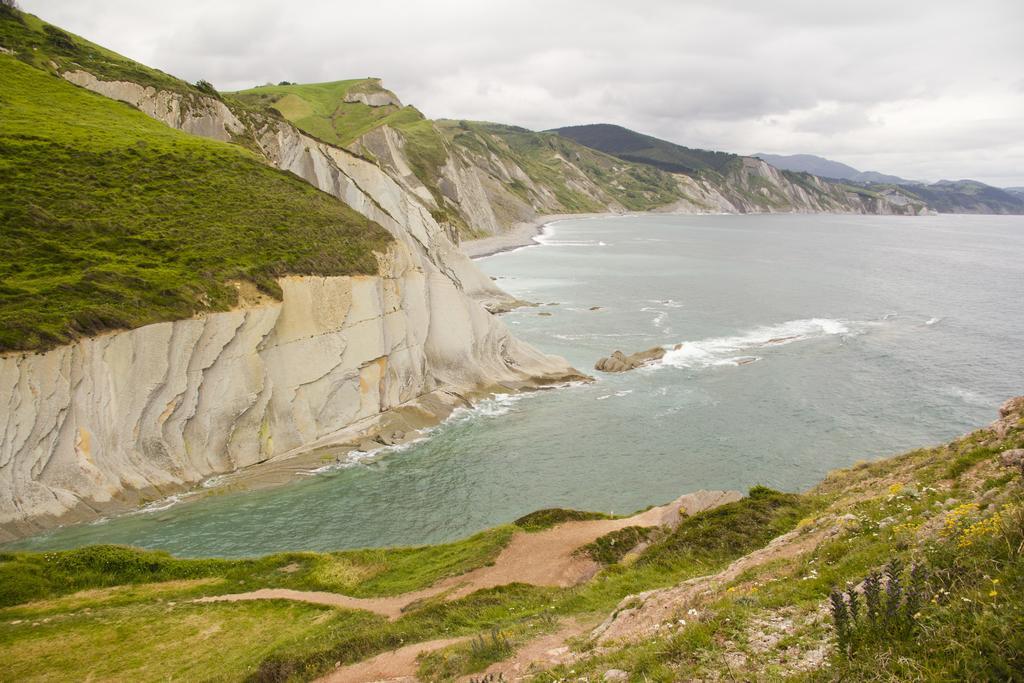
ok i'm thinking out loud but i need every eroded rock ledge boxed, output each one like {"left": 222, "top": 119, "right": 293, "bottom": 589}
{"left": 595, "top": 346, "right": 678, "bottom": 373}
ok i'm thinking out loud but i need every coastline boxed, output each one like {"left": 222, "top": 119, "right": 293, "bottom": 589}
{"left": 461, "top": 211, "right": 626, "bottom": 259}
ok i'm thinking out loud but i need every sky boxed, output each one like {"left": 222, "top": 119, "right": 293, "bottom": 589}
{"left": 21, "top": 0, "right": 1024, "bottom": 186}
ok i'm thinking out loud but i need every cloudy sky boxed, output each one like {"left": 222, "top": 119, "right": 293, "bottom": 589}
{"left": 23, "top": 0, "right": 1024, "bottom": 186}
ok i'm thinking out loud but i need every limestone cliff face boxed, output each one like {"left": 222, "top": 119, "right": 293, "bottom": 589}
{"left": 63, "top": 71, "right": 245, "bottom": 143}
{"left": 0, "top": 72, "right": 581, "bottom": 540}
{"left": 664, "top": 158, "right": 929, "bottom": 216}
{"left": 353, "top": 124, "right": 639, "bottom": 238}
{"left": 1, "top": 243, "right": 574, "bottom": 540}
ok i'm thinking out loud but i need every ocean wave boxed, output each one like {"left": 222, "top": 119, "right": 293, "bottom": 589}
{"left": 552, "top": 332, "right": 640, "bottom": 341}
{"left": 925, "top": 317, "right": 942, "bottom": 326}
{"left": 596, "top": 389, "right": 634, "bottom": 401}
{"left": 535, "top": 239, "right": 607, "bottom": 247}
{"left": 131, "top": 493, "right": 194, "bottom": 515}
{"left": 303, "top": 438, "right": 426, "bottom": 474}
{"left": 641, "top": 307, "right": 669, "bottom": 329}
{"left": 303, "top": 393, "right": 542, "bottom": 474}
{"left": 645, "top": 299, "right": 684, "bottom": 308}
{"left": 661, "top": 318, "right": 859, "bottom": 370}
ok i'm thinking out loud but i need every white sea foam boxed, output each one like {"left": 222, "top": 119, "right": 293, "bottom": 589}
{"left": 943, "top": 386, "right": 992, "bottom": 407}
{"left": 304, "top": 438, "right": 426, "bottom": 474}
{"left": 596, "top": 389, "right": 634, "bottom": 401}
{"left": 925, "top": 317, "right": 942, "bottom": 326}
{"left": 661, "top": 318, "right": 858, "bottom": 370}
{"left": 641, "top": 307, "right": 669, "bottom": 329}
{"left": 645, "top": 298, "right": 684, "bottom": 308}
{"left": 133, "top": 493, "right": 192, "bottom": 515}
{"left": 537, "top": 240, "right": 606, "bottom": 247}
{"left": 552, "top": 332, "right": 639, "bottom": 341}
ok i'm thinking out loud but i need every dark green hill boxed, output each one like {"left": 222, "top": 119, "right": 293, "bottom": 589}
{"left": 549, "top": 123, "right": 739, "bottom": 175}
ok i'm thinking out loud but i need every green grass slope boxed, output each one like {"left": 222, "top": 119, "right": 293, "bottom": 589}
{"left": 0, "top": 54, "right": 391, "bottom": 353}
{"left": 0, "top": 6, "right": 194, "bottom": 93}
{"left": 1, "top": 396, "right": 1021, "bottom": 681}
{"left": 231, "top": 79, "right": 416, "bottom": 148}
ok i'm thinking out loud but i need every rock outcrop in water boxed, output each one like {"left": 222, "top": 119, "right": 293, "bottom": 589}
{"left": 0, "top": 70, "right": 586, "bottom": 541}
{"left": 594, "top": 347, "right": 671, "bottom": 373}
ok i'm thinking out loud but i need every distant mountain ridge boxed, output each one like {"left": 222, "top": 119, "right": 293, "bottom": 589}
{"left": 753, "top": 153, "right": 1024, "bottom": 214}
{"left": 752, "top": 153, "right": 912, "bottom": 185}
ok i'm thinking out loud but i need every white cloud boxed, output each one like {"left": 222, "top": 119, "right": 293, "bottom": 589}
{"left": 20, "top": 0, "right": 1024, "bottom": 185}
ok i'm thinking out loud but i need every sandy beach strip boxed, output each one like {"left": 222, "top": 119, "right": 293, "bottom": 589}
{"left": 460, "top": 212, "right": 622, "bottom": 259}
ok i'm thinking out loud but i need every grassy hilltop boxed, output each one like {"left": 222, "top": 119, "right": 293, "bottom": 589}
{"left": 1, "top": 400, "right": 1022, "bottom": 681}
{"left": 0, "top": 10, "right": 391, "bottom": 353}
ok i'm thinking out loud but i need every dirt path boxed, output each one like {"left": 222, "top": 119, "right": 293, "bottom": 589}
{"left": 457, "top": 620, "right": 591, "bottom": 682}
{"left": 195, "top": 490, "right": 741, "bottom": 619}
{"left": 318, "top": 621, "right": 591, "bottom": 683}
{"left": 319, "top": 637, "right": 469, "bottom": 683}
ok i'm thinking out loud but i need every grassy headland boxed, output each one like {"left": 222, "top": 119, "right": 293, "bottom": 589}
{"left": 0, "top": 52, "right": 391, "bottom": 352}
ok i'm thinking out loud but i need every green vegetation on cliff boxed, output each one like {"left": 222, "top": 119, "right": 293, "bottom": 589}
{"left": 0, "top": 53, "right": 391, "bottom": 352}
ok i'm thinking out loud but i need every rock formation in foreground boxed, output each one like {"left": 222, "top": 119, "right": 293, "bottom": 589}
{"left": 595, "top": 346, "right": 674, "bottom": 372}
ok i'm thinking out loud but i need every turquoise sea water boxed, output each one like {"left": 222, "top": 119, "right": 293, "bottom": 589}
{"left": 8, "top": 213, "right": 1024, "bottom": 556}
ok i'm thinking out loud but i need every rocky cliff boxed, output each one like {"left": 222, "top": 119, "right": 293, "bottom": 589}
{"left": 348, "top": 117, "right": 929, "bottom": 240}
{"left": 665, "top": 156, "right": 930, "bottom": 215}
{"left": 239, "top": 82, "right": 925, "bottom": 243}
{"left": 0, "top": 65, "right": 583, "bottom": 540}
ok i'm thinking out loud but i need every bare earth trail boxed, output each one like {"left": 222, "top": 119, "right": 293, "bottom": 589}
{"left": 196, "top": 491, "right": 739, "bottom": 682}
{"left": 195, "top": 490, "right": 740, "bottom": 619}
{"left": 320, "top": 637, "right": 470, "bottom": 683}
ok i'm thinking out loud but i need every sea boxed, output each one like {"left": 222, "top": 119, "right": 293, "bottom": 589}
{"left": 8, "top": 213, "right": 1023, "bottom": 556}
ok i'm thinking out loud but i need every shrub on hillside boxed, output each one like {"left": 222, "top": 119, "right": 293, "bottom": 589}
{"left": 194, "top": 79, "right": 220, "bottom": 97}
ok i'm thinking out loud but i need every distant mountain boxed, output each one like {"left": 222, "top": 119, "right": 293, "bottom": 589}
{"left": 755, "top": 154, "right": 1024, "bottom": 214}
{"left": 550, "top": 123, "right": 739, "bottom": 175}
{"left": 905, "top": 180, "right": 1024, "bottom": 214}
{"left": 753, "top": 153, "right": 911, "bottom": 185}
